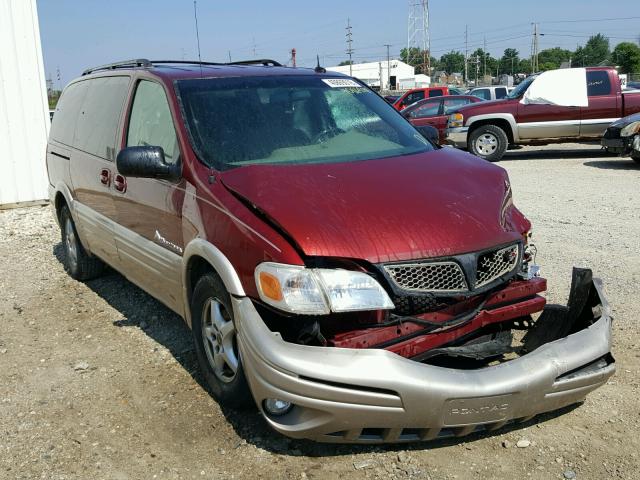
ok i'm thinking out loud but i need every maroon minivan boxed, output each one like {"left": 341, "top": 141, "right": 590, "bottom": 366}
{"left": 47, "top": 59, "right": 614, "bottom": 443}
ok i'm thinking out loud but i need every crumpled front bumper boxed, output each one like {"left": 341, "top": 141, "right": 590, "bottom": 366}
{"left": 234, "top": 269, "right": 614, "bottom": 443}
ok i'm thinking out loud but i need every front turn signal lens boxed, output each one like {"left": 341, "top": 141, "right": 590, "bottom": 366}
{"left": 258, "top": 271, "right": 283, "bottom": 301}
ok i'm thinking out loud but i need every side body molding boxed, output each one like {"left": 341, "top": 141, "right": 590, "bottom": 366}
{"left": 466, "top": 113, "right": 519, "bottom": 142}
{"left": 182, "top": 238, "right": 246, "bottom": 326}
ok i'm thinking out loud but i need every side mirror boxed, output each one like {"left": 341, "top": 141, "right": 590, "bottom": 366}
{"left": 415, "top": 125, "right": 440, "bottom": 145}
{"left": 116, "top": 146, "right": 181, "bottom": 181}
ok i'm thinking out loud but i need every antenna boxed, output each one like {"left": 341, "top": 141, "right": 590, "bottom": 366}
{"left": 314, "top": 55, "right": 326, "bottom": 73}
{"left": 193, "top": 0, "right": 203, "bottom": 76}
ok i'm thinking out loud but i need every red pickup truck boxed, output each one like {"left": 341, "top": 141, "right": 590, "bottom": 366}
{"left": 445, "top": 67, "right": 640, "bottom": 161}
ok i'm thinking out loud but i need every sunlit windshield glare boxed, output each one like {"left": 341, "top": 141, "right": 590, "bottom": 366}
{"left": 176, "top": 76, "right": 432, "bottom": 170}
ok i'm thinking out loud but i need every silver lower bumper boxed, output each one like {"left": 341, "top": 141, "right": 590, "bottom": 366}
{"left": 445, "top": 126, "right": 469, "bottom": 148}
{"left": 235, "top": 271, "right": 614, "bottom": 443}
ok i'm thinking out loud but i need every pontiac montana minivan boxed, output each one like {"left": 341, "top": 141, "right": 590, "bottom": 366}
{"left": 47, "top": 59, "right": 614, "bottom": 443}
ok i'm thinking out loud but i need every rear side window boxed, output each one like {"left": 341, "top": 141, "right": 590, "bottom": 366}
{"left": 443, "top": 98, "right": 471, "bottom": 113}
{"left": 495, "top": 87, "right": 507, "bottom": 99}
{"left": 428, "top": 89, "right": 444, "bottom": 98}
{"left": 127, "top": 81, "right": 179, "bottom": 164}
{"left": 587, "top": 71, "right": 611, "bottom": 96}
{"left": 74, "top": 76, "right": 130, "bottom": 160}
{"left": 49, "top": 81, "right": 89, "bottom": 146}
{"left": 410, "top": 100, "right": 441, "bottom": 118}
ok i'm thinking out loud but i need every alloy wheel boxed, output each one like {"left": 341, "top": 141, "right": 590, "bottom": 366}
{"left": 201, "top": 298, "right": 239, "bottom": 383}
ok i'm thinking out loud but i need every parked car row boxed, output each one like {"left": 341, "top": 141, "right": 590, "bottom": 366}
{"left": 47, "top": 59, "right": 615, "bottom": 444}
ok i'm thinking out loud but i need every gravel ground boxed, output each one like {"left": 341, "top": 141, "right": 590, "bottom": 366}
{"left": 1, "top": 143, "right": 639, "bottom": 480}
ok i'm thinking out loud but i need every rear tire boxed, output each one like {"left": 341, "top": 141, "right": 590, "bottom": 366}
{"left": 468, "top": 125, "right": 509, "bottom": 162}
{"left": 191, "top": 272, "right": 253, "bottom": 409}
{"left": 60, "top": 205, "right": 105, "bottom": 281}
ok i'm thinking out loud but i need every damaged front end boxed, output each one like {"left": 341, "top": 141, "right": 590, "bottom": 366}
{"left": 236, "top": 264, "right": 614, "bottom": 443}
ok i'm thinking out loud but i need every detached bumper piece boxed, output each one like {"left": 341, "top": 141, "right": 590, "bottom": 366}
{"left": 236, "top": 268, "right": 614, "bottom": 443}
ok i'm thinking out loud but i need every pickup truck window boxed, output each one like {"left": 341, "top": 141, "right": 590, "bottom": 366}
{"left": 428, "top": 89, "right": 444, "bottom": 98}
{"left": 176, "top": 76, "right": 432, "bottom": 170}
{"left": 404, "top": 91, "right": 425, "bottom": 106}
{"left": 473, "top": 89, "right": 491, "bottom": 100}
{"left": 586, "top": 71, "right": 611, "bottom": 96}
{"left": 496, "top": 87, "right": 508, "bottom": 99}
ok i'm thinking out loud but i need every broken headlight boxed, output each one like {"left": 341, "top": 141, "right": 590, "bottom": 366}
{"left": 255, "top": 262, "right": 394, "bottom": 315}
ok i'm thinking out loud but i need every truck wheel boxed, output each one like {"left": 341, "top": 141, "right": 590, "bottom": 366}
{"left": 60, "top": 205, "right": 105, "bottom": 280}
{"left": 468, "top": 125, "right": 508, "bottom": 162}
{"left": 191, "top": 272, "right": 253, "bottom": 409}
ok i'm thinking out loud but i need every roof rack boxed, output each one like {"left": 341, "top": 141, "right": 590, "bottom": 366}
{"left": 82, "top": 59, "right": 152, "bottom": 76}
{"left": 227, "top": 59, "right": 282, "bottom": 67}
{"left": 81, "top": 58, "right": 283, "bottom": 76}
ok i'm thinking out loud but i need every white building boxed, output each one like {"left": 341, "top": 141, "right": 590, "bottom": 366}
{"left": 326, "top": 60, "right": 428, "bottom": 90}
{"left": 0, "top": 0, "right": 50, "bottom": 208}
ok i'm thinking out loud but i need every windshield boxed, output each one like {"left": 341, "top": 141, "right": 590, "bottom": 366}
{"left": 506, "top": 75, "right": 537, "bottom": 99}
{"left": 176, "top": 75, "right": 432, "bottom": 170}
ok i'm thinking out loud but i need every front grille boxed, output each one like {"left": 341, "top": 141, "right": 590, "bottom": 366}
{"left": 383, "top": 262, "right": 468, "bottom": 293}
{"left": 475, "top": 244, "right": 519, "bottom": 288}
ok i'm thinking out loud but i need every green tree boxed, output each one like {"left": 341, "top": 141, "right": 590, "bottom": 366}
{"left": 574, "top": 34, "right": 610, "bottom": 66}
{"left": 612, "top": 42, "right": 640, "bottom": 73}
{"left": 537, "top": 47, "right": 572, "bottom": 70}
{"left": 400, "top": 47, "right": 429, "bottom": 73}
{"left": 337, "top": 60, "right": 353, "bottom": 66}
{"left": 438, "top": 50, "right": 465, "bottom": 74}
{"left": 500, "top": 48, "right": 520, "bottom": 75}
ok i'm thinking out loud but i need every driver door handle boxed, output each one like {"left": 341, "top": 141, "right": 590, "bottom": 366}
{"left": 114, "top": 174, "right": 127, "bottom": 193}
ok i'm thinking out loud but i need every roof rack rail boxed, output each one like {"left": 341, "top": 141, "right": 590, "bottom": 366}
{"left": 82, "top": 59, "right": 152, "bottom": 76}
{"left": 81, "top": 58, "right": 283, "bottom": 76}
{"left": 149, "top": 60, "right": 227, "bottom": 67}
{"left": 227, "top": 59, "right": 282, "bottom": 67}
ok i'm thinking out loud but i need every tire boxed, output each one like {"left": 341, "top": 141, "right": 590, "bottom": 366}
{"left": 468, "top": 124, "right": 509, "bottom": 162}
{"left": 191, "top": 272, "right": 253, "bottom": 409}
{"left": 631, "top": 152, "right": 640, "bottom": 164}
{"left": 60, "top": 205, "right": 105, "bottom": 281}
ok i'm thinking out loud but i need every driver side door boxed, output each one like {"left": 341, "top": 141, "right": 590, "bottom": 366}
{"left": 113, "top": 79, "right": 186, "bottom": 314}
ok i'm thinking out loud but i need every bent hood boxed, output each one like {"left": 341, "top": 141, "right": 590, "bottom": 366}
{"left": 220, "top": 149, "right": 526, "bottom": 264}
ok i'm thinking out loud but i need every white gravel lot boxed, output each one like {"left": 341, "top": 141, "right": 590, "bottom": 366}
{"left": 0, "top": 143, "right": 639, "bottom": 480}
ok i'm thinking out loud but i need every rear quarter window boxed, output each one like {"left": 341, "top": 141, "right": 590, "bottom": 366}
{"left": 74, "top": 76, "right": 130, "bottom": 160}
{"left": 587, "top": 71, "right": 611, "bottom": 96}
{"left": 49, "top": 81, "right": 89, "bottom": 146}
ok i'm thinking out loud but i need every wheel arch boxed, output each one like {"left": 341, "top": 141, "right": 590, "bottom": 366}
{"left": 182, "top": 239, "right": 246, "bottom": 328}
{"left": 467, "top": 114, "right": 518, "bottom": 144}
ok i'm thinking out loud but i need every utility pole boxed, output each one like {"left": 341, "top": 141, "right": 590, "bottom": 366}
{"left": 228, "top": 51, "right": 232, "bottom": 62}
{"left": 252, "top": 37, "right": 257, "bottom": 57}
{"left": 530, "top": 23, "right": 539, "bottom": 73}
{"left": 483, "top": 36, "right": 487, "bottom": 82}
{"left": 291, "top": 48, "right": 296, "bottom": 68}
{"left": 384, "top": 43, "right": 391, "bottom": 90}
{"left": 346, "top": 18, "right": 354, "bottom": 76}
{"left": 464, "top": 25, "right": 468, "bottom": 84}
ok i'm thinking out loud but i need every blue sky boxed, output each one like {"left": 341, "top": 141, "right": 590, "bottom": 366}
{"left": 37, "top": 0, "right": 640, "bottom": 88}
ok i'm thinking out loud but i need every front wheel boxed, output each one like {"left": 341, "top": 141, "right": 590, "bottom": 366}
{"left": 468, "top": 125, "right": 509, "bottom": 162}
{"left": 191, "top": 272, "right": 253, "bottom": 408}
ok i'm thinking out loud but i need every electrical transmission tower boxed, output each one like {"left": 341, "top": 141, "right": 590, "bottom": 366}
{"left": 346, "top": 18, "right": 354, "bottom": 76}
{"left": 407, "top": 0, "right": 430, "bottom": 75}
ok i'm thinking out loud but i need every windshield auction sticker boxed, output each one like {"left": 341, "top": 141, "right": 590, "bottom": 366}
{"left": 322, "top": 78, "right": 363, "bottom": 88}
